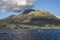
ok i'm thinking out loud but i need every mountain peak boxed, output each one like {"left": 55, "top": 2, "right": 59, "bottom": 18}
{"left": 22, "top": 9, "right": 56, "bottom": 18}
{"left": 0, "top": 9, "right": 60, "bottom": 29}
{"left": 23, "top": 9, "right": 35, "bottom": 14}
{"left": 26, "top": 10, "right": 57, "bottom": 19}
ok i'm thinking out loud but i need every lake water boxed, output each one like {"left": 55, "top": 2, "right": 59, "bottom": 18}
{"left": 0, "top": 29, "right": 60, "bottom": 40}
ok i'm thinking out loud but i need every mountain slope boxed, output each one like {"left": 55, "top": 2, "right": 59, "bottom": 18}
{"left": 0, "top": 9, "right": 60, "bottom": 29}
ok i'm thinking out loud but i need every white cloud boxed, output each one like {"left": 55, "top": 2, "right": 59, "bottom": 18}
{"left": 56, "top": 16, "right": 60, "bottom": 18}
{"left": 0, "top": 0, "right": 35, "bottom": 12}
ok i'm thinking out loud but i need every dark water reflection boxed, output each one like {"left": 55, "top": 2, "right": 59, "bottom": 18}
{"left": 0, "top": 29, "right": 60, "bottom": 40}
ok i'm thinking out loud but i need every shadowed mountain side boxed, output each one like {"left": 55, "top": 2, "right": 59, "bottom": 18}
{"left": 0, "top": 9, "right": 60, "bottom": 29}
{"left": 23, "top": 17, "right": 60, "bottom": 26}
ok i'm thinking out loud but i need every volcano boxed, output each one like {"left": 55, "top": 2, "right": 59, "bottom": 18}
{"left": 0, "top": 9, "right": 60, "bottom": 29}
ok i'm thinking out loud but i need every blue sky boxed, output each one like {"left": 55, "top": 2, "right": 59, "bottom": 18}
{"left": 0, "top": 0, "right": 60, "bottom": 19}
{"left": 34, "top": 0, "right": 60, "bottom": 16}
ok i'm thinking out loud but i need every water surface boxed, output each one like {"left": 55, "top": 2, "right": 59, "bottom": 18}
{"left": 0, "top": 29, "right": 60, "bottom": 40}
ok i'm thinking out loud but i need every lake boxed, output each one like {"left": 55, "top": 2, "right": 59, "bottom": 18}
{"left": 0, "top": 29, "right": 60, "bottom": 40}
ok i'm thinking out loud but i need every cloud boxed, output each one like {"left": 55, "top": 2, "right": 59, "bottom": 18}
{"left": 56, "top": 16, "right": 60, "bottom": 18}
{"left": 0, "top": 0, "right": 35, "bottom": 12}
